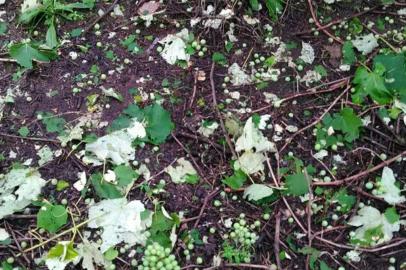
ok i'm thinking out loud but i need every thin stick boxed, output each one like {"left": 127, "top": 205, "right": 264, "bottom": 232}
{"left": 83, "top": 0, "right": 120, "bottom": 34}
{"left": 252, "top": 77, "right": 349, "bottom": 114}
{"left": 189, "top": 69, "right": 199, "bottom": 109}
{"left": 307, "top": 0, "right": 343, "bottom": 44}
{"left": 6, "top": 224, "right": 30, "bottom": 265}
{"left": 18, "top": 219, "right": 91, "bottom": 255}
{"left": 274, "top": 212, "right": 282, "bottom": 270}
{"left": 0, "top": 132, "right": 59, "bottom": 143}
{"left": 279, "top": 85, "right": 350, "bottom": 153}
{"left": 314, "top": 150, "right": 406, "bottom": 186}
{"left": 209, "top": 62, "right": 237, "bottom": 159}
{"left": 193, "top": 188, "right": 220, "bottom": 228}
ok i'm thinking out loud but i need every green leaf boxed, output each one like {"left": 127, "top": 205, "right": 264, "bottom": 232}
{"left": 373, "top": 53, "right": 406, "bottom": 99}
{"left": 249, "top": 0, "right": 260, "bottom": 11}
{"left": 331, "top": 108, "right": 362, "bottom": 142}
{"left": 37, "top": 204, "right": 68, "bottom": 233}
{"left": 70, "top": 28, "right": 83, "bottom": 37}
{"left": 38, "top": 112, "right": 66, "bottom": 134}
{"left": 46, "top": 21, "right": 58, "bottom": 49}
{"left": 376, "top": 18, "right": 385, "bottom": 31}
{"left": 184, "top": 174, "right": 199, "bottom": 184}
{"left": 332, "top": 189, "right": 355, "bottom": 213}
{"left": 264, "top": 56, "right": 277, "bottom": 67}
{"left": 143, "top": 104, "right": 175, "bottom": 144}
{"left": 212, "top": 52, "right": 227, "bottom": 66}
{"left": 222, "top": 169, "right": 247, "bottom": 190}
{"left": 284, "top": 172, "right": 309, "bottom": 196}
{"left": 298, "top": 247, "right": 320, "bottom": 270}
{"left": 319, "top": 260, "right": 332, "bottom": 270}
{"left": 48, "top": 242, "right": 78, "bottom": 261}
{"left": 148, "top": 210, "right": 175, "bottom": 248}
{"left": 352, "top": 66, "right": 393, "bottom": 104}
{"left": 225, "top": 41, "right": 233, "bottom": 53}
{"left": 103, "top": 247, "right": 119, "bottom": 261}
{"left": 90, "top": 173, "right": 122, "bottom": 199}
{"left": 342, "top": 41, "right": 356, "bottom": 65}
{"left": 9, "top": 42, "right": 56, "bottom": 68}
{"left": 189, "top": 229, "right": 204, "bottom": 245}
{"left": 314, "top": 65, "right": 327, "bottom": 77}
{"left": 349, "top": 18, "right": 363, "bottom": 35}
{"left": 384, "top": 207, "right": 400, "bottom": 224}
{"left": 264, "top": 0, "right": 284, "bottom": 21}
{"left": 1, "top": 262, "right": 12, "bottom": 270}
{"left": 18, "top": 126, "right": 30, "bottom": 137}
{"left": 114, "top": 165, "right": 139, "bottom": 187}
{"left": 56, "top": 180, "right": 70, "bottom": 191}
{"left": 121, "top": 34, "right": 142, "bottom": 54}
{"left": 0, "top": 22, "right": 7, "bottom": 35}
{"left": 20, "top": 5, "right": 44, "bottom": 24}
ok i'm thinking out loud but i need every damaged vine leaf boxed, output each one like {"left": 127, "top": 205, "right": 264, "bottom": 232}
{"left": 0, "top": 167, "right": 46, "bottom": 219}
{"left": 87, "top": 198, "right": 152, "bottom": 252}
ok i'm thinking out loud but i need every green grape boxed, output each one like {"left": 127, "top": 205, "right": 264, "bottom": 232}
{"left": 139, "top": 243, "right": 179, "bottom": 270}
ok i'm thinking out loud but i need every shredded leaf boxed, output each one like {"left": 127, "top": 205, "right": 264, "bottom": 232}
{"left": 87, "top": 198, "right": 152, "bottom": 252}
{"left": 0, "top": 167, "right": 46, "bottom": 219}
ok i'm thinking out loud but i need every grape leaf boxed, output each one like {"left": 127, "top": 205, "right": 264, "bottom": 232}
{"left": 48, "top": 241, "right": 78, "bottom": 260}
{"left": 384, "top": 207, "right": 400, "bottom": 224}
{"left": 264, "top": 0, "right": 283, "bottom": 21}
{"left": 212, "top": 52, "right": 227, "bottom": 66}
{"left": 222, "top": 169, "right": 247, "bottom": 190}
{"left": 0, "top": 22, "right": 7, "bottom": 35}
{"left": 38, "top": 112, "right": 66, "bottom": 134}
{"left": 9, "top": 42, "right": 56, "bottom": 68}
{"left": 373, "top": 53, "right": 406, "bottom": 99}
{"left": 284, "top": 172, "right": 309, "bottom": 196}
{"left": 37, "top": 204, "right": 68, "bottom": 233}
{"left": 18, "top": 126, "right": 30, "bottom": 137}
{"left": 114, "top": 165, "right": 139, "bottom": 187}
{"left": 342, "top": 41, "right": 356, "bottom": 65}
{"left": 352, "top": 65, "right": 393, "bottom": 104}
{"left": 332, "top": 189, "right": 355, "bottom": 213}
{"left": 90, "top": 173, "right": 122, "bottom": 199}
{"left": 147, "top": 210, "right": 174, "bottom": 248}
{"left": 143, "top": 104, "right": 175, "bottom": 144}
{"left": 331, "top": 108, "right": 363, "bottom": 142}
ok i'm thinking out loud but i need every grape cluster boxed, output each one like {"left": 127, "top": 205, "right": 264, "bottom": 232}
{"left": 229, "top": 219, "right": 258, "bottom": 247}
{"left": 138, "top": 243, "right": 180, "bottom": 270}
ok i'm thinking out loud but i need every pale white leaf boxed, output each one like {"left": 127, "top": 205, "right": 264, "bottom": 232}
{"left": 348, "top": 206, "right": 400, "bottom": 245}
{"left": 243, "top": 184, "right": 274, "bottom": 201}
{"left": 299, "top": 42, "right": 315, "bottom": 64}
{"left": 228, "top": 63, "right": 252, "bottom": 86}
{"left": 198, "top": 121, "right": 219, "bottom": 137}
{"left": 159, "top": 29, "right": 190, "bottom": 65}
{"left": 376, "top": 167, "right": 406, "bottom": 205}
{"left": 0, "top": 168, "right": 46, "bottom": 219}
{"left": 235, "top": 116, "right": 275, "bottom": 153}
{"left": 234, "top": 151, "right": 266, "bottom": 175}
{"left": 352, "top": 34, "right": 379, "bottom": 55}
{"left": 76, "top": 240, "right": 108, "bottom": 270}
{"left": 84, "top": 119, "right": 146, "bottom": 165}
{"left": 88, "top": 198, "right": 152, "bottom": 252}
{"left": 37, "top": 145, "right": 54, "bottom": 166}
{"left": 165, "top": 158, "right": 198, "bottom": 184}
{"left": 0, "top": 228, "right": 9, "bottom": 241}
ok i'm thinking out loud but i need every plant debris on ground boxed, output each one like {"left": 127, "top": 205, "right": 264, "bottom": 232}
{"left": 1, "top": 0, "right": 406, "bottom": 269}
